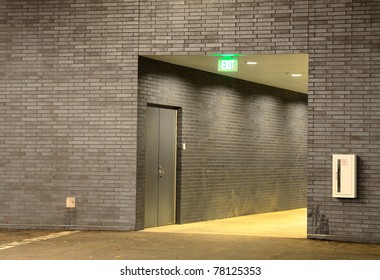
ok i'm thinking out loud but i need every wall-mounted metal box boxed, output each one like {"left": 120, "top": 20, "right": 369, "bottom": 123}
{"left": 332, "top": 154, "right": 357, "bottom": 198}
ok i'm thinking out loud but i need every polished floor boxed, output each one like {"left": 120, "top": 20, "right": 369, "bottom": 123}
{"left": 1, "top": 208, "right": 380, "bottom": 260}
{"left": 143, "top": 208, "right": 306, "bottom": 238}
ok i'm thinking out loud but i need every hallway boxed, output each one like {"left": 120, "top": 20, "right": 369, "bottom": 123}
{"left": 143, "top": 208, "right": 306, "bottom": 239}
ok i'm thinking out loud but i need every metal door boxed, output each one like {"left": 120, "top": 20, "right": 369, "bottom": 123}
{"left": 145, "top": 106, "right": 177, "bottom": 228}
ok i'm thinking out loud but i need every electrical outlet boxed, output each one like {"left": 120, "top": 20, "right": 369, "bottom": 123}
{"left": 66, "top": 197, "right": 76, "bottom": 208}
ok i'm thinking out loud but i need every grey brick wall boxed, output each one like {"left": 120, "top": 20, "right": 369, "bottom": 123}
{"left": 0, "top": 1, "right": 139, "bottom": 230}
{"left": 1, "top": 0, "right": 380, "bottom": 243}
{"left": 138, "top": 0, "right": 309, "bottom": 54}
{"left": 308, "top": 0, "right": 380, "bottom": 242}
{"left": 137, "top": 57, "right": 307, "bottom": 225}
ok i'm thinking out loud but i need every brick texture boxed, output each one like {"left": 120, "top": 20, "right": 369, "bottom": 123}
{"left": 138, "top": 0, "right": 309, "bottom": 54}
{"left": 308, "top": 0, "right": 380, "bottom": 242}
{"left": 137, "top": 57, "right": 307, "bottom": 224}
{"left": 0, "top": 0, "right": 139, "bottom": 230}
{"left": 1, "top": 0, "right": 380, "bottom": 243}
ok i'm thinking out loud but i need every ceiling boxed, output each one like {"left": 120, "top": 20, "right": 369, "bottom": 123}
{"left": 143, "top": 54, "right": 308, "bottom": 94}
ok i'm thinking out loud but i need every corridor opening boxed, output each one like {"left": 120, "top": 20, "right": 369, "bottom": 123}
{"left": 137, "top": 54, "right": 308, "bottom": 238}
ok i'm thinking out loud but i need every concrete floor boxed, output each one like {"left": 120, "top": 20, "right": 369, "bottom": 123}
{"left": 1, "top": 208, "right": 380, "bottom": 260}
{"left": 144, "top": 208, "right": 306, "bottom": 238}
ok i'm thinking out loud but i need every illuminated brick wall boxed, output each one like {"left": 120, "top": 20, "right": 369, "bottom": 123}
{"left": 138, "top": 57, "right": 307, "bottom": 224}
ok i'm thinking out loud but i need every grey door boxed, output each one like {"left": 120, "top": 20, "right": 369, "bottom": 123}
{"left": 145, "top": 106, "right": 177, "bottom": 228}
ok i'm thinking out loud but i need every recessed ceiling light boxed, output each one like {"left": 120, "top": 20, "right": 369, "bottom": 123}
{"left": 291, "top": 74, "right": 302, "bottom": 77}
{"left": 246, "top": 61, "right": 257, "bottom": 65}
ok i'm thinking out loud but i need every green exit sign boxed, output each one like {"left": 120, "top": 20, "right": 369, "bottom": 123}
{"left": 218, "top": 58, "right": 238, "bottom": 72}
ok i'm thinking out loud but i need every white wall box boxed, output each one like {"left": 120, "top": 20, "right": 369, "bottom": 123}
{"left": 332, "top": 154, "right": 357, "bottom": 198}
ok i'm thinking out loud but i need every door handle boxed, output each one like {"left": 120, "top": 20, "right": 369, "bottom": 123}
{"left": 158, "top": 165, "right": 165, "bottom": 178}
